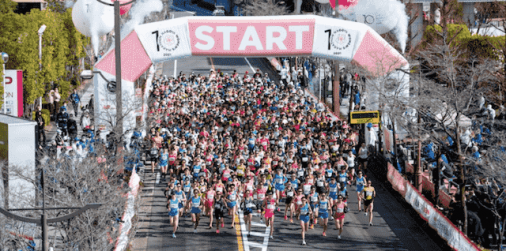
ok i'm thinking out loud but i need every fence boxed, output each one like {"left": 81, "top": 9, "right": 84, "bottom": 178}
{"left": 385, "top": 161, "right": 479, "bottom": 251}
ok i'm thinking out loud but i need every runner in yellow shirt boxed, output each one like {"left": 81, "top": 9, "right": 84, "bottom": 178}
{"left": 362, "top": 181, "right": 376, "bottom": 226}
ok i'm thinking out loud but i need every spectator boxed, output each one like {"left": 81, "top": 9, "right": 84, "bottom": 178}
{"left": 70, "top": 89, "right": 80, "bottom": 118}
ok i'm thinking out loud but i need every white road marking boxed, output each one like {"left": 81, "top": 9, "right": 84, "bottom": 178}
{"left": 244, "top": 58, "right": 255, "bottom": 72}
{"left": 239, "top": 211, "right": 270, "bottom": 251}
{"left": 155, "top": 172, "right": 160, "bottom": 184}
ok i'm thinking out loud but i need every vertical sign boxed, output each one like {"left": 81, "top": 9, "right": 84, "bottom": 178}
{"left": 1, "top": 70, "right": 24, "bottom": 117}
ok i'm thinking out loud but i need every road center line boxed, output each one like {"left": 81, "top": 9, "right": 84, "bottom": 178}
{"left": 244, "top": 58, "right": 255, "bottom": 72}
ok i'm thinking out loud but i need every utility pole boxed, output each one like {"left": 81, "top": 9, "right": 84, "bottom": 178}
{"left": 332, "top": 0, "right": 340, "bottom": 115}
{"left": 114, "top": 0, "right": 123, "bottom": 140}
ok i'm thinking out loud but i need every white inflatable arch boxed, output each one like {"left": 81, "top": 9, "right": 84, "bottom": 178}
{"left": 93, "top": 15, "right": 408, "bottom": 132}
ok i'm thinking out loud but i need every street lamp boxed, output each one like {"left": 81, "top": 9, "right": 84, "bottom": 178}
{"left": 38, "top": 25, "right": 46, "bottom": 109}
{"left": 1, "top": 52, "right": 8, "bottom": 114}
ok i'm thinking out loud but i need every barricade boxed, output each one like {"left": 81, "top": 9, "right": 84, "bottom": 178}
{"left": 385, "top": 163, "right": 480, "bottom": 251}
{"left": 114, "top": 169, "right": 141, "bottom": 251}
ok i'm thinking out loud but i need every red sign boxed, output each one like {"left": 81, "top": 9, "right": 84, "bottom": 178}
{"left": 387, "top": 163, "right": 407, "bottom": 197}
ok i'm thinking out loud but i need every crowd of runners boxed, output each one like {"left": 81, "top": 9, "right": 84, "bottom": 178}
{"left": 145, "top": 69, "right": 377, "bottom": 245}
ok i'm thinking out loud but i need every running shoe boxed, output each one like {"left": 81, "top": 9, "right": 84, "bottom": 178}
{"left": 216, "top": 229, "right": 220, "bottom": 234}
{"left": 365, "top": 212, "right": 368, "bottom": 216}
{"left": 284, "top": 215, "right": 287, "bottom": 220}
{"left": 302, "top": 240, "right": 306, "bottom": 245}
{"left": 270, "top": 235, "right": 273, "bottom": 239}
{"left": 330, "top": 216, "right": 334, "bottom": 220}
{"left": 310, "top": 224, "right": 314, "bottom": 229}
{"left": 369, "top": 222, "right": 373, "bottom": 226}
{"left": 221, "top": 223, "right": 224, "bottom": 228}
{"left": 338, "top": 235, "right": 341, "bottom": 239}
{"left": 322, "top": 232, "right": 326, "bottom": 237}
{"left": 277, "top": 208, "right": 280, "bottom": 212}
{"left": 248, "top": 232, "right": 251, "bottom": 237}
{"left": 260, "top": 218, "right": 264, "bottom": 223}
{"left": 172, "top": 233, "right": 176, "bottom": 238}
{"left": 290, "top": 218, "right": 293, "bottom": 223}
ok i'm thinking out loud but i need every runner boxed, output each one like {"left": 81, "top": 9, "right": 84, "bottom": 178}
{"left": 298, "top": 196, "right": 313, "bottom": 245}
{"left": 308, "top": 186, "right": 319, "bottom": 229}
{"left": 159, "top": 148, "right": 169, "bottom": 180}
{"left": 241, "top": 191, "right": 256, "bottom": 237}
{"left": 167, "top": 193, "right": 180, "bottom": 238}
{"left": 272, "top": 167, "right": 287, "bottom": 212}
{"left": 284, "top": 182, "right": 295, "bottom": 222}
{"left": 263, "top": 191, "right": 277, "bottom": 239}
{"left": 254, "top": 183, "right": 267, "bottom": 223}
{"left": 149, "top": 142, "right": 159, "bottom": 173}
{"left": 356, "top": 171, "right": 367, "bottom": 211}
{"left": 225, "top": 184, "right": 238, "bottom": 228}
{"left": 214, "top": 192, "right": 226, "bottom": 234}
{"left": 318, "top": 192, "right": 331, "bottom": 236}
{"left": 333, "top": 194, "right": 346, "bottom": 239}
{"left": 190, "top": 188, "right": 203, "bottom": 233}
{"left": 363, "top": 180, "right": 376, "bottom": 226}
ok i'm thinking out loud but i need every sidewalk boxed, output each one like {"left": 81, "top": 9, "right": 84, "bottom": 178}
{"left": 44, "top": 78, "right": 95, "bottom": 144}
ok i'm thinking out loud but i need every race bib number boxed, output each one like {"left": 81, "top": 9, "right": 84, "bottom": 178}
{"left": 297, "top": 200, "right": 303, "bottom": 205}
{"left": 258, "top": 194, "right": 265, "bottom": 200}
{"left": 184, "top": 187, "right": 190, "bottom": 192}
{"left": 208, "top": 194, "right": 214, "bottom": 199}
{"left": 193, "top": 202, "right": 200, "bottom": 207}
{"left": 170, "top": 203, "right": 178, "bottom": 209}
{"left": 336, "top": 207, "right": 344, "bottom": 213}
{"left": 330, "top": 187, "right": 337, "bottom": 192}
{"left": 302, "top": 157, "right": 308, "bottom": 162}
{"left": 247, "top": 203, "right": 255, "bottom": 208}
{"left": 267, "top": 204, "right": 275, "bottom": 210}
{"left": 217, "top": 187, "right": 223, "bottom": 192}
{"left": 317, "top": 181, "right": 324, "bottom": 187}
{"left": 229, "top": 195, "right": 236, "bottom": 201}
{"left": 287, "top": 191, "right": 294, "bottom": 197}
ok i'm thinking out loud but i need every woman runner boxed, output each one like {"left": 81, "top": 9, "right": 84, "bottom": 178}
{"left": 363, "top": 180, "right": 376, "bottom": 225}
{"left": 167, "top": 193, "right": 180, "bottom": 238}
{"left": 356, "top": 171, "right": 367, "bottom": 211}
{"left": 284, "top": 182, "right": 295, "bottom": 222}
{"left": 214, "top": 192, "right": 226, "bottom": 233}
{"left": 190, "top": 189, "right": 203, "bottom": 233}
{"left": 333, "top": 194, "right": 346, "bottom": 239}
{"left": 298, "top": 196, "right": 313, "bottom": 245}
{"left": 241, "top": 192, "right": 256, "bottom": 237}
{"left": 318, "top": 192, "right": 331, "bottom": 236}
{"left": 263, "top": 191, "right": 277, "bottom": 239}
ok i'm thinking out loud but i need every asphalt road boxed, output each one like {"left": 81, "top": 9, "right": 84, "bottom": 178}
{"left": 132, "top": 57, "right": 444, "bottom": 251}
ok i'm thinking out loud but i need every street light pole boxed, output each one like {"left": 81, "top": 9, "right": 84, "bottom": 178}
{"left": 0, "top": 203, "right": 102, "bottom": 251}
{"left": 332, "top": 1, "right": 340, "bottom": 115}
{"left": 1, "top": 52, "right": 8, "bottom": 114}
{"left": 38, "top": 25, "right": 46, "bottom": 110}
{"left": 96, "top": 0, "right": 135, "bottom": 143}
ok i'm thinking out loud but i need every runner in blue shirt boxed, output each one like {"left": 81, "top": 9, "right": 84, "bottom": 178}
{"left": 318, "top": 192, "right": 331, "bottom": 237}
{"left": 190, "top": 189, "right": 202, "bottom": 233}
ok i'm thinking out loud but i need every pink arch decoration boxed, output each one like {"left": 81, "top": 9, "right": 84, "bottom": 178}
{"left": 95, "top": 15, "right": 408, "bottom": 83}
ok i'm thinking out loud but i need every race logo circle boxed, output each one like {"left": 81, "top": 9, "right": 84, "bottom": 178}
{"left": 331, "top": 29, "right": 352, "bottom": 51}
{"left": 159, "top": 30, "right": 180, "bottom": 52}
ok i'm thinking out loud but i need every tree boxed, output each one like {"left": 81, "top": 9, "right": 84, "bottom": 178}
{"left": 0, "top": 8, "right": 89, "bottom": 118}
{"left": 0, "top": 0, "right": 17, "bottom": 14}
